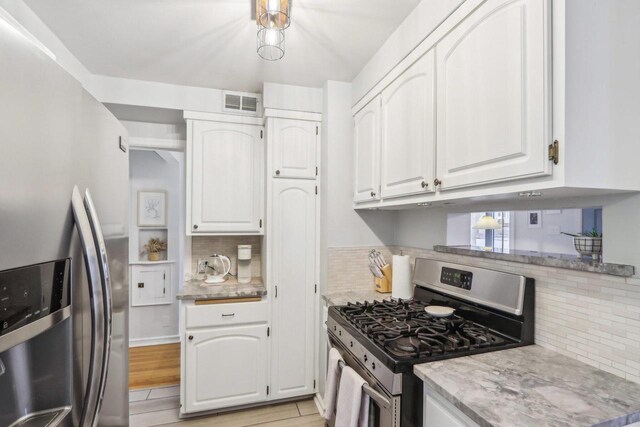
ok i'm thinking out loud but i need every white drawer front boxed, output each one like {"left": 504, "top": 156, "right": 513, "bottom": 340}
{"left": 185, "top": 300, "right": 268, "bottom": 328}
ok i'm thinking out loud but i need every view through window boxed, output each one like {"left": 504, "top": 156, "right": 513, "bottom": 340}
{"left": 470, "top": 212, "right": 511, "bottom": 251}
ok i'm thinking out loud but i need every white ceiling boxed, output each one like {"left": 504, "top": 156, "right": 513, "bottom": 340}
{"left": 24, "top": 0, "right": 421, "bottom": 93}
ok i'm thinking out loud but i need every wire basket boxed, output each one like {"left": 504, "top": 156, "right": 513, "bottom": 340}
{"left": 573, "top": 236, "right": 602, "bottom": 259}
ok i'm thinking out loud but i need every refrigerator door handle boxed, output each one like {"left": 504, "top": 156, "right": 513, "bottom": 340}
{"left": 71, "top": 186, "right": 106, "bottom": 427}
{"left": 83, "top": 189, "right": 113, "bottom": 426}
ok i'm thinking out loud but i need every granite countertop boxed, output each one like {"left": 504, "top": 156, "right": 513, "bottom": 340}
{"left": 177, "top": 277, "right": 266, "bottom": 300}
{"left": 415, "top": 345, "right": 640, "bottom": 427}
{"left": 434, "top": 245, "right": 635, "bottom": 278}
{"left": 323, "top": 288, "right": 391, "bottom": 306}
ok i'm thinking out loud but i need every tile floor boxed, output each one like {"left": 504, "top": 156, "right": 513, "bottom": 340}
{"left": 129, "top": 386, "right": 324, "bottom": 427}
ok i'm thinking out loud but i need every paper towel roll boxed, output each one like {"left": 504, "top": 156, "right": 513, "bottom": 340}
{"left": 392, "top": 255, "right": 412, "bottom": 299}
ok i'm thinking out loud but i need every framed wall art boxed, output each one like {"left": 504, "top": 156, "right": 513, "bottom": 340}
{"left": 138, "top": 190, "right": 167, "bottom": 227}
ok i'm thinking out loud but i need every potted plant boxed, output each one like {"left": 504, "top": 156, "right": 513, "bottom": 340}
{"left": 141, "top": 237, "right": 167, "bottom": 262}
{"left": 562, "top": 229, "right": 602, "bottom": 262}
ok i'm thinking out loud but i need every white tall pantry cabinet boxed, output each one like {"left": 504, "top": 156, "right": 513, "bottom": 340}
{"left": 265, "top": 111, "right": 321, "bottom": 401}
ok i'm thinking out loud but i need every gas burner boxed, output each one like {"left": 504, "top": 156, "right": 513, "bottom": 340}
{"left": 337, "top": 298, "right": 507, "bottom": 360}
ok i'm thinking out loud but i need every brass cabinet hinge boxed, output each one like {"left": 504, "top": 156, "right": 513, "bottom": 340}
{"left": 314, "top": 284, "right": 317, "bottom": 294}
{"left": 316, "top": 126, "right": 319, "bottom": 135}
{"left": 315, "top": 166, "right": 318, "bottom": 176}
{"left": 259, "top": 219, "right": 263, "bottom": 228}
{"left": 260, "top": 130, "right": 263, "bottom": 139}
{"left": 315, "top": 185, "right": 318, "bottom": 195}
{"left": 549, "top": 140, "right": 559, "bottom": 165}
{"left": 267, "top": 386, "right": 270, "bottom": 395}
{"left": 267, "top": 327, "right": 270, "bottom": 337}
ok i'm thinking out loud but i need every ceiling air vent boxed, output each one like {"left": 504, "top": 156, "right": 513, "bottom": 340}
{"left": 222, "top": 91, "right": 261, "bottom": 116}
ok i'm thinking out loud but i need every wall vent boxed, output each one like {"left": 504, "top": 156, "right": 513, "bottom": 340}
{"left": 222, "top": 91, "right": 261, "bottom": 116}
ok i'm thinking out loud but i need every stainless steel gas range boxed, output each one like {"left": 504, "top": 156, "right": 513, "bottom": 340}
{"left": 326, "top": 258, "right": 535, "bottom": 427}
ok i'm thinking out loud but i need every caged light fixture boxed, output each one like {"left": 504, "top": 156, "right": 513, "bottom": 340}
{"left": 255, "top": 0, "right": 291, "bottom": 61}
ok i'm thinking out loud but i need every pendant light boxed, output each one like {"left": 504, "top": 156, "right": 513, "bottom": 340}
{"left": 257, "top": 27, "right": 285, "bottom": 61}
{"left": 473, "top": 215, "right": 502, "bottom": 252}
{"left": 472, "top": 215, "right": 502, "bottom": 230}
{"left": 256, "top": 0, "right": 291, "bottom": 30}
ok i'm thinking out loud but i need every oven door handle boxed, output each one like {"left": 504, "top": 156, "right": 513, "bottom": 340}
{"left": 337, "top": 359, "right": 391, "bottom": 409}
{"left": 363, "top": 383, "right": 391, "bottom": 409}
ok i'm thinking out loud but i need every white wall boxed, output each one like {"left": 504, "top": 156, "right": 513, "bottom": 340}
{"left": 263, "top": 82, "right": 323, "bottom": 114}
{"left": 446, "top": 213, "right": 472, "bottom": 246}
{"left": 321, "top": 81, "right": 396, "bottom": 248}
{"left": 393, "top": 209, "right": 448, "bottom": 249}
{"left": 512, "top": 209, "right": 581, "bottom": 254}
{"left": 0, "top": 1, "right": 92, "bottom": 88}
{"left": 128, "top": 149, "right": 183, "bottom": 345}
{"left": 122, "top": 120, "right": 186, "bottom": 141}
{"left": 91, "top": 75, "right": 226, "bottom": 114}
{"left": 351, "top": 0, "right": 464, "bottom": 105}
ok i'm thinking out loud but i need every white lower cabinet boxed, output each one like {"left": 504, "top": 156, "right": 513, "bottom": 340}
{"left": 424, "top": 385, "right": 479, "bottom": 427}
{"left": 181, "top": 301, "right": 269, "bottom": 414}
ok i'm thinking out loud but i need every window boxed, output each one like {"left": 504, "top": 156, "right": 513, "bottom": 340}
{"left": 469, "top": 211, "right": 511, "bottom": 251}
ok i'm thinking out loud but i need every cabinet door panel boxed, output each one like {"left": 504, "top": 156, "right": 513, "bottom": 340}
{"left": 272, "top": 119, "right": 318, "bottom": 179}
{"left": 184, "top": 324, "right": 268, "bottom": 413}
{"left": 353, "top": 97, "right": 381, "bottom": 203}
{"left": 270, "top": 179, "right": 316, "bottom": 399}
{"left": 436, "top": 0, "right": 551, "bottom": 190}
{"left": 190, "top": 121, "right": 263, "bottom": 233}
{"left": 380, "top": 50, "right": 436, "bottom": 199}
{"left": 131, "top": 264, "right": 170, "bottom": 306}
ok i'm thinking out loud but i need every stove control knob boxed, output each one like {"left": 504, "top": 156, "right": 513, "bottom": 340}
{"left": 338, "top": 330, "right": 342, "bottom": 336}
{"left": 333, "top": 325, "right": 336, "bottom": 331}
{"left": 371, "top": 362, "right": 376, "bottom": 370}
{"left": 364, "top": 355, "right": 368, "bottom": 362}
{"left": 350, "top": 341, "right": 353, "bottom": 348}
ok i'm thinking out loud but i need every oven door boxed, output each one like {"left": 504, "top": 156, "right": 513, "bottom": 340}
{"left": 327, "top": 333, "right": 401, "bottom": 427}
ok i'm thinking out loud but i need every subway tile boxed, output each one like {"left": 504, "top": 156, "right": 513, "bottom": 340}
{"left": 327, "top": 245, "right": 640, "bottom": 384}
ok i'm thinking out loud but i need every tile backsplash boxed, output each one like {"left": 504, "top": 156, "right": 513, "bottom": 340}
{"left": 327, "top": 245, "right": 640, "bottom": 385}
{"left": 192, "top": 236, "right": 262, "bottom": 277}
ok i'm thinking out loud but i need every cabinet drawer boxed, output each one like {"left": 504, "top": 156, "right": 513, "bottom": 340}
{"left": 185, "top": 300, "right": 268, "bottom": 328}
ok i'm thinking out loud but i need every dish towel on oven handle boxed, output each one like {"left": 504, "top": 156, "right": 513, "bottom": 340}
{"left": 323, "top": 348, "right": 343, "bottom": 420}
{"left": 335, "top": 365, "right": 370, "bottom": 427}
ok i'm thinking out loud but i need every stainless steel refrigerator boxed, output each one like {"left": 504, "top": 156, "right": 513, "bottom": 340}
{"left": 0, "top": 18, "right": 129, "bottom": 427}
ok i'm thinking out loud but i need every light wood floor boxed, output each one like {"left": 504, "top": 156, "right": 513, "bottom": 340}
{"left": 130, "top": 344, "right": 181, "bottom": 389}
{"left": 129, "top": 386, "right": 324, "bottom": 427}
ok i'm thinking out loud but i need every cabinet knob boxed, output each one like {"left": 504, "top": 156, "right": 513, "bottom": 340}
{"left": 370, "top": 191, "right": 376, "bottom": 197}
{"left": 421, "top": 181, "right": 428, "bottom": 189}
{"left": 193, "top": 224, "right": 198, "bottom": 230}
{"left": 275, "top": 170, "right": 280, "bottom": 175}
{"left": 433, "top": 178, "right": 442, "bottom": 187}
{"left": 188, "top": 335, "right": 193, "bottom": 341}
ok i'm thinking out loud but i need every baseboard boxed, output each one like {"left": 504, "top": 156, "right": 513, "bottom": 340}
{"left": 129, "top": 335, "right": 180, "bottom": 347}
{"left": 314, "top": 393, "right": 325, "bottom": 417}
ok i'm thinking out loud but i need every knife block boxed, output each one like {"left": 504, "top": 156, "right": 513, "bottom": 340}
{"left": 374, "top": 264, "right": 392, "bottom": 293}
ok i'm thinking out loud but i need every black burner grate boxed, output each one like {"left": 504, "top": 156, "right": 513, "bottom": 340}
{"left": 337, "top": 299, "right": 507, "bottom": 360}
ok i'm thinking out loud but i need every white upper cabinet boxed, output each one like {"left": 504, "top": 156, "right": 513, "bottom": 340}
{"left": 269, "top": 178, "right": 316, "bottom": 400}
{"left": 353, "top": 96, "right": 381, "bottom": 203}
{"left": 270, "top": 118, "right": 318, "bottom": 179}
{"left": 435, "top": 0, "right": 550, "bottom": 190}
{"left": 187, "top": 119, "right": 263, "bottom": 234}
{"left": 380, "top": 50, "right": 436, "bottom": 199}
